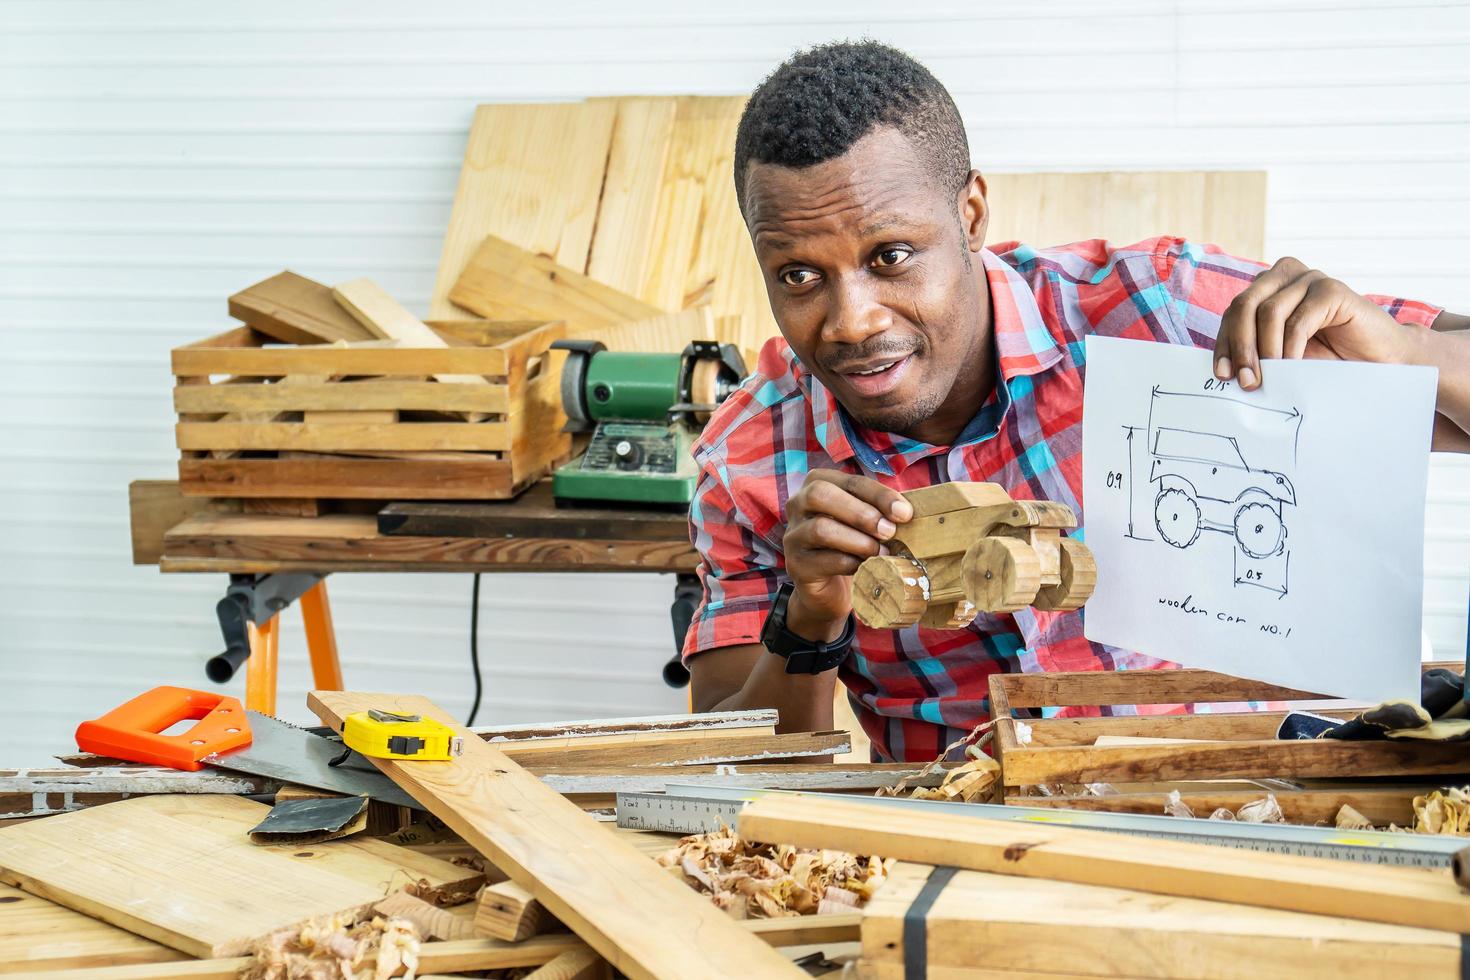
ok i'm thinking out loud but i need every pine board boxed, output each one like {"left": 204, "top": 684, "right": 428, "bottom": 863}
{"left": 0, "top": 882, "right": 187, "bottom": 973}
{"left": 739, "top": 795, "right": 1470, "bottom": 934}
{"left": 227, "top": 271, "right": 374, "bottom": 345}
{"left": 430, "top": 102, "right": 619, "bottom": 319}
{"left": 308, "top": 691, "right": 804, "bottom": 980}
{"left": 863, "top": 862, "right": 1458, "bottom": 979}
{"left": 0, "top": 795, "right": 481, "bottom": 958}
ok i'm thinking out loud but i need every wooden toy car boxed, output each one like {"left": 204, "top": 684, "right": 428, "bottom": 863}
{"left": 851, "top": 482, "right": 1097, "bottom": 630}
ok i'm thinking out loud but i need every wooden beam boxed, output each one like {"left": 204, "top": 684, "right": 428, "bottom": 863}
{"left": 308, "top": 691, "right": 804, "bottom": 980}
{"left": 497, "top": 730, "right": 850, "bottom": 768}
{"left": 861, "top": 862, "right": 1455, "bottom": 979}
{"left": 475, "top": 879, "right": 548, "bottom": 942}
{"left": 738, "top": 795, "right": 1470, "bottom": 934}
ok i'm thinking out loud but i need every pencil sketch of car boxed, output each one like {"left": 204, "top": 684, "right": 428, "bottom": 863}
{"left": 1149, "top": 426, "right": 1295, "bottom": 559}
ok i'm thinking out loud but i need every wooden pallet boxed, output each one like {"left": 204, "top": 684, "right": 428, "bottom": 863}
{"left": 989, "top": 663, "right": 1470, "bottom": 825}
{"left": 173, "top": 319, "right": 569, "bottom": 500}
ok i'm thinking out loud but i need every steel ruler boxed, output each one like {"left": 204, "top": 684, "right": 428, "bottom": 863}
{"left": 615, "top": 784, "right": 1468, "bottom": 869}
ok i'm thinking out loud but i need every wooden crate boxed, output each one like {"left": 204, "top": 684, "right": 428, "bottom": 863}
{"left": 989, "top": 664, "right": 1470, "bottom": 826}
{"left": 172, "top": 319, "right": 570, "bottom": 500}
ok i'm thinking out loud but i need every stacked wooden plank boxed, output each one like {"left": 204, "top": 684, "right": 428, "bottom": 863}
{"left": 988, "top": 663, "right": 1470, "bottom": 827}
{"left": 175, "top": 271, "right": 570, "bottom": 504}
{"left": 740, "top": 795, "right": 1470, "bottom": 978}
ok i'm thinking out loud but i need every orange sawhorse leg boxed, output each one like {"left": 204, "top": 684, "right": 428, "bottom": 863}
{"left": 244, "top": 616, "right": 279, "bottom": 715}
{"left": 301, "top": 580, "right": 344, "bottom": 691}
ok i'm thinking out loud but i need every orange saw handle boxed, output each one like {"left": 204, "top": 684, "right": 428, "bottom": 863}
{"left": 75, "top": 686, "right": 252, "bottom": 770}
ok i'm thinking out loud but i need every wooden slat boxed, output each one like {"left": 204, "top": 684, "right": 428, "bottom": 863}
{"left": 994, "top": 668, "right": 1329, "bottom": 709}
{"left": 585, "top": 97, "right": 679, "bottom": 295}
{"left": 431, "top": 102, "right": 619, "bottom": 319}
{"left": 333, "top": 278, "right": 493, "bottom": 390}
{"left": 0, "top": 795, "right": 481, "bottom": 958}
{"left": 174, "top": 379, "right": 511, "bottom": 415}
{"left": 1023, "top": 709, "right": 1360, "bottom": 746}
{"left": 128, "top": 479, "right": 224, "bottom": 566}
{"left": 999, "top": 737, "right": 1470, "bottom": 787}
{"left": 176, "top": 421, "right": 511, "bottom": 453}
{"left": 986, "top": 170, "right": 1269, "bottom": 262}
{"left": 177, "top": 457, "right": 517, "bottom": 501}
{"left": 449, "top": 234, "right": 665, "bottom": 329}
{"left": 227, "top": 270, "right": 374, "bottom": 345}
{"left": 739, "top": 795, "right": 1470, "bottom": 934}
{"left": 172, "top": 343, "right": 509, "bottom": 379}
{"left": 0, "top": 767, "right": 276, "bottom": 818}
{"left": 529, "top": 762, "right": 948, "bottom": 797}
{"left": 159, "top": 512, "right": 698, "bottom": 573}
{"left": 523, "top": 947, "right": 608, "bottom": 980}
{"left": 307, "top": 691, "right": 804, "bottom": 980}
{"left": 0, "top": 882, "right": 188, "bottom": 973}
{"left": 498, "top": 730, "right": 850, "bottom": 768}
{"left": 475, "top": 708, "right": 778, "bottom": 740}
{"left": 1007, "top": 786, "right": 1420, "bottom": 827}
{"left": 861, "top": 862, "right": 1457, "bottom": 980}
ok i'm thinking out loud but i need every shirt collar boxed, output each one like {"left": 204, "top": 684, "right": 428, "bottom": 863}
{"left": 806, "top": 247, "right": 1065, "bottom": 472}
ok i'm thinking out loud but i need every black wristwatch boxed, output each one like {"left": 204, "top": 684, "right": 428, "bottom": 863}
{"left": 760, "top": 582, "right": 856, "bottom": 674}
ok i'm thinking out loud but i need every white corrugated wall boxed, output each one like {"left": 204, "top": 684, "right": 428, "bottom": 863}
{"left": 2, "top": 0, "right": 1467, "bottom": 763}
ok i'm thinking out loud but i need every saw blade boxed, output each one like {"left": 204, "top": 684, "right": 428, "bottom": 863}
{"left": 203, "top": 711, "right": 422, "bottom": 810}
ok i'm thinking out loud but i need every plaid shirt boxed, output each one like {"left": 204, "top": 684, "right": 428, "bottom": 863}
{"left": 683, "top": 237, "right": 1442, "bottom": 762}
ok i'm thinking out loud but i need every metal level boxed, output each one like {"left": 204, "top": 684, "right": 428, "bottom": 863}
{"left": 615, "top": 784, "right": 1468, "bottom": 869}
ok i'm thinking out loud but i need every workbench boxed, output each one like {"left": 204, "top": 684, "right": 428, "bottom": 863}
{"left": 130, "top": 480, "right": 700, "bottom": 713}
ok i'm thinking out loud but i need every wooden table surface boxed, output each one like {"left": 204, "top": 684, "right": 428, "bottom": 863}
{"left": 141, "top": 481, "right": 699, "bottom": 575}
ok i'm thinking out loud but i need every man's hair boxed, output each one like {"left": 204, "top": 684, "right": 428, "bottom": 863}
{"left": 733, "top": 40, "right": 971, "bottom": 216}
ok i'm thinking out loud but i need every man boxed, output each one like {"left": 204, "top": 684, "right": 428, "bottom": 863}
{"left": 683, "top": 41, "right": 1470, "bottom": 762}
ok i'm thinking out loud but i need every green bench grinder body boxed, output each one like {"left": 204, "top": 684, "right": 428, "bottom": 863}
{"left": 551, "top": 339, "right": 747, "bottom": 507}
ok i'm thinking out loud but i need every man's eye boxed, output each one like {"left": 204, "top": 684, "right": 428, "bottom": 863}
{"left": 780, "top": 268, "right": 820, "bottom": 287}
{"left": 874, "top": 247, "right": 911, "bottom": 268}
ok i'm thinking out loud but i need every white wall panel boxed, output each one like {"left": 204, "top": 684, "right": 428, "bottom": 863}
{"left": 2, "top": 0, "right": 1468, "bottom": 762}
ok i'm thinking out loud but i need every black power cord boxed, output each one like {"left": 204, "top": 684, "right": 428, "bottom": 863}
{"left": 467, "top": 573, "right": 484, "bottom": 726}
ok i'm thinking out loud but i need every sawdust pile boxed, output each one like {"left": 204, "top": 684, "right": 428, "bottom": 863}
{"left": 1165, "top": 791, "right": 1285, "bottom": 824}
{"left": 656, "top": 826, "right": 892, "bottom": 919}
{"left": 243, "top": 910, "right": 420, "bottom": 980}
{"left": 1390, "top": 787, "right": 1470, "bottom": 835}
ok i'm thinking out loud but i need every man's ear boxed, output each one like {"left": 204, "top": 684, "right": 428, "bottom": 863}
{"left": 959, "top": 170, "right": 989, "bottom": 251}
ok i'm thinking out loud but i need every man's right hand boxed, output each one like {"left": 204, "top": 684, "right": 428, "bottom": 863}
{"left": 782, "top": 469, "right": 914, "bottom": 640}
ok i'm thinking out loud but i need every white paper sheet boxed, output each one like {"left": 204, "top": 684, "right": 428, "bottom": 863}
{"left": 1081, "top": 336, "right": 1438, "bottom": 703}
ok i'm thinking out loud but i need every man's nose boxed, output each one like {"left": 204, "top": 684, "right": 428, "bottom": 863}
{"left": 821, "top": 274, "right": 892, "bottom": 345}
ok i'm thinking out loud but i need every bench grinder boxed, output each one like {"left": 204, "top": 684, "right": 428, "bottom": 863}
{"left": 551, "top": 339, "right": 747, "bottom": 507}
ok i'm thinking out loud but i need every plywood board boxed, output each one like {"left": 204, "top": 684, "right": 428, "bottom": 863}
{"left": 308, "top": 691, "right": 803, "bottom": 980}
{"left": 430, "top": 102, "right": 619, "bottom": 319}
{"left": 985, "top": 170, "right": 1268, "bottom": 262}
{"left": 0, "top": 794, "right": 481, "bottom": 958}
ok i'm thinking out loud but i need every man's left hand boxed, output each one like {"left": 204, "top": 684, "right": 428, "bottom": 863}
{"left": 1214, "top": 256, "right": 1414, "bottom": 390}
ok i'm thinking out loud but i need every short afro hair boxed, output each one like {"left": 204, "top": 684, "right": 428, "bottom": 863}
{"left": 733, "top": 40, "right": 971, "bottom": 217}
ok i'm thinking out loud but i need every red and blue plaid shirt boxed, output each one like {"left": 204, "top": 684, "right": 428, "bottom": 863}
{"left": 683, "top": 237, "right": 1441, "bottom": 762}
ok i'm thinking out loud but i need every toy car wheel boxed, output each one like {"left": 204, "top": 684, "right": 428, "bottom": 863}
{"left": 1154, "top": 487, "right": 1201, "bottom": 548}
{"left": 1234, "top": 500, "right": 1286, "bottom": 558}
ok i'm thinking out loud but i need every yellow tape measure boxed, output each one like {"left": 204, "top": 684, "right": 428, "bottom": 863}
{"left": 342, "top": 709, "right": 464, "bottom": 761}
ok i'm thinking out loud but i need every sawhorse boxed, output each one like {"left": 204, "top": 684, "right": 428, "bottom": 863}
{"left": 206, "top": 574, "right": 343, "bottom": 715}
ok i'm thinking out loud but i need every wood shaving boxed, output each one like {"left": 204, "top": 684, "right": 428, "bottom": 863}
{"left": 1390, "top": 787, "right": 1470, "bottom": 835}
{"left": 243, "top": 910, "right": 420, "bottom": 980}
{"left": 877, "top": 722, "right": 994, "bottom": 799}
{"left": 1164, "top": 790, "right": 1195, "bottom": 819}
{"left": 1163, "top": 793, "right": 1285, "bottom": 824}
{"left": 906, "top": 755, "right": 1000, "bottom": 804}
{"left": 656, "top": 826, "right": 892, "bottom": 920}
{"left": 1334, "top": 804, "right": 1375, "bottom": 830}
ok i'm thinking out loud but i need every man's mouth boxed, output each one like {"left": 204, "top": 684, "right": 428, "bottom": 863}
{"left": 837, "top": 354, "right": 913, "bottom": 398}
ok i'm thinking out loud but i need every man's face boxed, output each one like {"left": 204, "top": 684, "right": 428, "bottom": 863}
{"left": 743, "top": 127, "right": 989, "bottom": 438}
